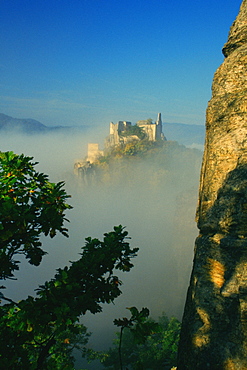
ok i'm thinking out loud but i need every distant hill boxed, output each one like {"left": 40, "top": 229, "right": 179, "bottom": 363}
{"left": 0, "top": 113, "right": 89, "bottom": 134}
{"left": 0, "top": 113, "right": 49, "bottom": 133}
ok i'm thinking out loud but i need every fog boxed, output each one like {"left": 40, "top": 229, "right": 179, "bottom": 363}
{"left": 0, "top": 128, "right": 202, "bottom": 368}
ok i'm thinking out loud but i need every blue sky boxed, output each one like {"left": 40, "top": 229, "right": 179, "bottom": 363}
{"left": 0, "top": 0, "right": 243, "bottom": 127}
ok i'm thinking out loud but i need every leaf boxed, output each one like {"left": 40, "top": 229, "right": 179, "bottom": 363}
{"left": 128, "top": 306, "right": 139, "bottom": 319}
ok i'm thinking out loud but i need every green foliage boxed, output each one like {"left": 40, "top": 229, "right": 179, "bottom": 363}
{"left": 0, "top": 151, "right": 139, "bottom": 369}
{"left": 114, "top": 307, "right": 159, "bottom": 345}
{"left": 101, "top": 313, "right": 181, "bottom": 370}
{"left": 0, "top": 226, "right": 138, "bottom": 369}
{"left": 0, "top": 151, "right": 72, "bottom": 280}
{"left": 122, "top": 139, "right": 155, "bottom": 156}
{"left": 119, "top": 124, "right": 146, "bottom": 140}
{"left": 96, "top": 139, "right": 164, "bottom": 166}
{"left": 113, "top": 307, "right": 159, "bottom": 370}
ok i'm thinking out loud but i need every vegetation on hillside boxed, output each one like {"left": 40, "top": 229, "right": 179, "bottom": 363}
{"left": 101, "top": 137, "right": 164, "bottom": 160}
{"left": 82, "top": 139, "right": 202, "bottom": 190}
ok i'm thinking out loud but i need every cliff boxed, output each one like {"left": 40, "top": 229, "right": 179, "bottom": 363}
{"left": 177, "top": 1, "right": 247, "bottom": 369}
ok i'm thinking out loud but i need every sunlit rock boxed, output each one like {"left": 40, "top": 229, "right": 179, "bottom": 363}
{"left": 178, "top": 1, "right": 247, "bottom": 368}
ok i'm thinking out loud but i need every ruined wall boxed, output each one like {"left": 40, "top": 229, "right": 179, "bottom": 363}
{"left": 136, "top": 122, "right": 157, "bottom": 141}
{"left": 106, "top": 114, "right": 164, "bottom": 147}
{"left": 177, "top": 1, "right": 247, "bottom": 369}
{"left": 86, "top": 143, "right": 103, "bottom": 163}
{"left": 108, "top": 121, "right": 132, "bottom": 147}
{"left": 137, "top": 113, "right": 164, "bottom": 141}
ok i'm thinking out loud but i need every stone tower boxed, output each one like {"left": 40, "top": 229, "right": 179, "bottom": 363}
{"left": 177, "top": 1, "right": 247, "bottom": 369}
{"left": 155, "top": 113, "right": 163, "bottom": 140}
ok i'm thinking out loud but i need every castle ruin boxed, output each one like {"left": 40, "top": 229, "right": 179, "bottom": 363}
{"left": 105, "top": 113, "right": 164, "bottom": 148}
{"left": 74, "top": 113, "right": 165, "bottom": 177}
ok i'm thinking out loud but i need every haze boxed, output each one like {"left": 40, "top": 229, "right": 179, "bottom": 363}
{"left": 0, "top": 128, "right": 202, "bottom": 369}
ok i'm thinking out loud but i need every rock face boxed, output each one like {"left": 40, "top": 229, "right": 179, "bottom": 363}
{"left": 177, "top": 1, "right": 247, "bottom": 369}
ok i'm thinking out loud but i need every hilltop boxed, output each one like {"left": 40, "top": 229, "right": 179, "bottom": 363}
{"left": 0, "top": 113, "right": 48, "bottom": 133}
{"left": 0, "top": 113, "right": 88, "bottom": 134}
{"left": 74, "top": 113, "right": 204, "bottom": 183}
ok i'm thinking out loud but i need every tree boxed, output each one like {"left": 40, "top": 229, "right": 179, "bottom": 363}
{"left": 0, "top": 151, "right": 71, "bottom": 280}
{"left": 0, "top": 151, "right": 139, "bottom": 369}
{"left": 99, "top": 311, "right": 181, "bottom": 370}
{"left": 113, "top": 307, "right": 159, "bottom": 370}
{"left": 0, "top": 225, "right": 138, "bottom": 369}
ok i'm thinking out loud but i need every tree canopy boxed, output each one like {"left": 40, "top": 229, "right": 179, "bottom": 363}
{"left": 0, "top": 151, "right": 71, "bottom": 280}
{"left": 99, "top": 311, "right": 181, "bottom": 369}
{"left": 0, "top": 151, "right": 139, "bottom": 369}
{"left": 0, "top": 225, "right": 138, "bottom": 369}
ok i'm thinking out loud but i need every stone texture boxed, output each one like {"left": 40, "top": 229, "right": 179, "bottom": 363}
{"left": 177, "top": 1, "right": 247, "bottom": 369}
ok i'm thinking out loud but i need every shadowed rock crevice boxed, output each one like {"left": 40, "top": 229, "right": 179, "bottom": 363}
{"left": 178, "top": 164, "right": 247, "bottom": 369}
